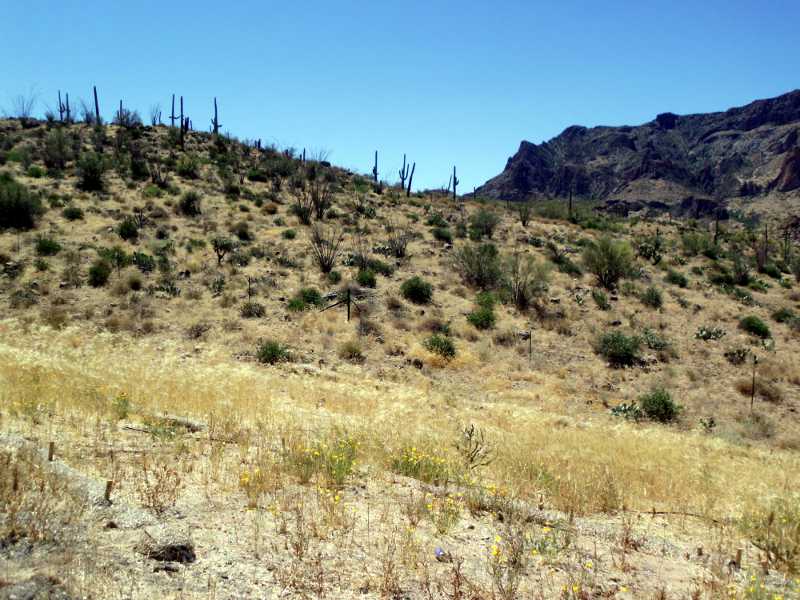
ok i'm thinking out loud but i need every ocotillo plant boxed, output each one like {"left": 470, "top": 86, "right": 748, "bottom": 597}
{"left": 399, "top": 154, "right": 410, "bottom": 189}
{"left": 452, "top": 166, "right": 459, "bottom": 201}
{"left": 211, "top": 97, "right": 221, "bottom": 135}
{"left": 93, "top": 86, "right": 101, "bottom": 124}
{"left": 406, "top": 162, "right": 415, "bottom": 197}
{"left": 372, "top": 151, "right": 378, "bottom": 182}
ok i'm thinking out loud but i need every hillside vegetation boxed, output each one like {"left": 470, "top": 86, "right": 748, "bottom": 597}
{"left": 1, "top": 115, "right": 800, "bottom": 599}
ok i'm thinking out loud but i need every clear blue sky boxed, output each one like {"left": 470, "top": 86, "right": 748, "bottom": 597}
{"left": 2, "top": 1, "right": 799, "bottom": 192}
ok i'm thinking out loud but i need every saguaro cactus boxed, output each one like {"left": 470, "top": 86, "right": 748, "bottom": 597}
{"left": 372, "top": 151, "right": 378, "bottom": 182}
{"left": 179, "top": 96, "right": 185, "bottom": 148}
{"left": 58, "top": 91, "right": 64, "bottom": 122}
{"left": 406, "top": 162, "right": 415, "bottom": 197}
{"left": 170, "top": 94, "right": 177, "bottom": 128}
{"left": 211, "top": 97, "right": 221, "bottom": 135}
{"left": 399, "top": 154, "right": 410, "bottom": 189}
{"left": 93, "top": 86, "right": 100, "bottom": 124}
{"left": 452, "top": 166, "right": 459, "bottom": 201}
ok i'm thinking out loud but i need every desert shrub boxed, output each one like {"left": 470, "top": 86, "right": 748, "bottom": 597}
{"left": 732, "top": 256, "right": 751, "bottom": 286}
{"left": 772, "top": 307, "right": 797, "bottom": 323}
{"left": 640, "top": 285, "right": 663, "bottom": 309}
{"left": 179, "top": 191, "right": 202, "bottom": 216}
{"left": 62, "top": 205, "right": 84, "bottom": 221}
{"left": 426, "top": 212, "right": 448, "bottom": 228}
{"left": 366, "top": 258, "right": 393, "bottom": 276}
{"left": 42, "top": 129, "right": 73, "bottom": 171}
{"left": 241, "top": 301, "right": 265, "bottom": 318}
{"left": 309, "top": 224, "right": 344, "bottom": 273}
{"left": 132, "top": 252, "right": 155, "bottom": 273}
{"left": 725, "top": 347, "right": 750, "bottom": 365}
{"left": 327, "top": 270, "right": 342, "bottom": 284}
{"left": 596, "top": 331, "right": 640, "bottom": 366}
{"left": 0, "top": 175, "right": 42, "bottom": 230}
{"left": 469, "top": 208, "right": 500, "bottom": 239}
{"left": 583, "top": 237, "right": 633, "bottom": 289}
{"left": 760, "top": 263, "right": 782, "bottom": 279}
{"left": 27, "top": 165, "right": 45, "bottom": 178}
{"left": 282, "top": 228, "right": 296, "bottom": 240}
{"left": 641, "top": 328, "right": 670, "bottom": 351}
{"left": 740, "top": 495, "right": 800, "bottom": 572}
{"left": 432, "top": 226, "right": 453, "bottom": 243}
{"left": 681, "top": 232, "right": 714, "bottom": 256}
{"left": 517, "top": 201, "right": 533, "bottom": 227}
{"left": 231, "top": 221, "right": 252, "bottom": 242}
{"left": 467, "top": 305, "right": 496, "bottom": 330}
{"left": 695, "top": 326, "right": 726, "bottom": 341}
{"left": 636, "top": 233, "right": 663, "bottom": 264}
{"left": 453, "top": 243, "right": 503, "bottom": 289}
{"left": 424, "top": 334, "right": 456, "bottom": 360}
{"left": 503, "top": 252, "right": 550, "bottom": 310}
{"left": 664, "top": 269, "right": 688, "bottom": 288}
{"left": 546, "top": 241, "right": 584, "bottom": 277}
{"left": 591, "top": 289, "right": 610, "bottom": 310}
{"left": 356, "top": 269, "right": 376, "bottom": 288}
{"left": 35, "top": 237, "right": 61, "bottom": 256}
{"left": 391, "top": 446, "right": 451, "bottom": 484}
{"left": 638, "top": 388, "right": 681, "bottom": 423}
{"left": 288, "top": 287, "right": 323, "bottom": 311}
{"left": 401, "top": 276, "right": 433, "bottom": 304}
{"left": 176, "top": 154, "right": 200, "bottom": 179}
{"left": 76, "top": 152, "right": 106, "bottom": 191}
{"left": 117, "top": 216, "right": 139, "bottom": 241}
{"left": 88, "top": 259, "right": 111, "bottom": 287}
{"left": 739, "top": 315, "right": 771, "bottom": 338}
{"left": 338, "top": 340, "right": 365, "bottom": 363}
{"left": 256, "top": 340, "right": 289, "bottom": 365}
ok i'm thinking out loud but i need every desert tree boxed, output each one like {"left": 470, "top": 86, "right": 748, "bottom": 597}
{"left": 211, "top": 236, "right": 236, "bottom": 265}
{"left": 385, "top": 219, "right": 412, "bottom": 259}
{"left": 149, "top": 104, "right": 162, "bottom": 126}
{"left": 504, "top": 251, "right": 550, "bottom": 311}
{"left": 309, "top": 224, "right": 345, "bottom": 273}
{"left": 517, "top": 200, "right": 533, "bottom": 227}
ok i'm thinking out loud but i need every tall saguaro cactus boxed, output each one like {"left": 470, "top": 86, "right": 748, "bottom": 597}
{"left": 179, "top": 96, "right": 185, "bottom": 149}
{"left": 211, "top": 97, "right": 221, "bottom": 135}
{"left": 406, "top": 162, "right": 416, "bottom": 197}
{"left": 372, "top": 151, "right": 378, "bottom": 182}
{"left": 93, "top": 86, "right": 100, "bottom": 124}
{"left": 170, "top": 94, "right": 177, "bottom": 128}
{"left": 452, "top": 166, "right": 459, "bottom": 201}
{"left": 399, "top": 154, "right": 410, "bottom": 189}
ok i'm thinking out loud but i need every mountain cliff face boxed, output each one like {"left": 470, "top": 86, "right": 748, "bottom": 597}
{"left": 476, "top": 90, "right": 800, "bottom": 204}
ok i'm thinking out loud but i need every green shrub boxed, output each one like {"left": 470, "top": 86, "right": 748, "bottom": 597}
{"left": 597, "top": 331, "right": 640, "bottom": 366}
{"left": 26, "top": 165, "right": 45, "bottom": 178}
{"left": 739, "top": 315, "right": 771, "bottom": 338}
{"left": 432, "top": 227, "right": 453, "bottom": 243}
{"left": 282, "top": 228, "right": 297, "bottom": 240}
{"left": 299, "top": 287, "right": 323, "bottom": 306}
{"left": 88, "top": 260, "right": 111, "bottom": 287}
{"left": 582, "top": 237, "right": 633, "bottom": 289}
{"left": 426, "top": 212, "right": 448, "bottom": 228}
{"left": 681, "top": 232, "right": 714, "bottom": 256}
{"left": 35, "top": 237, "right": 61, "bottom": 256}
{"left": 664, "top": 269, "right": 688, "bottom": 288}
{"left": 176, "top": 154, "right": 200, "bottom": 179}
{"left": 356, "top": 269, "right": 376, "bottom": 288}
{"left": 638, "top": 388, "right": 681, "bottom": 423}
{"left": 132, "top": 252, "right": 156, "bottom": 273}
{"left": 287, "top": 297, "right": 307, "bottom": 312}
{"left": 401, "top": 276, "right": 433, "bottom": 304}
{"left": 366, "top": 258, "right": 393, "bottom": 276}
{"left": 424, "top": 334, "right": 456, "bottom": 360}
{"left": 772, "top": 307, "right": 796, "bottom": 323}
{"left": 760, "top": 263, "right": 782, "bottom": 279}
{"left": 591, "top": 289, "right": 610, "bottom": 310}
{"left": 256, "top": 340, "right": 290, "bottom": 364}
{"left": 327, "top": 270, "right": 342, "bottom": 284}
{"left": 117, "top": 216, "right": 139, "bottom": 241}
{"left": 640, "top": 285, "right": 663, "bottom": 309}
{"left": 0, "top": 175, "right": 42, "bottom": 230}
{"left": 469, "top": 208, "right": 500, "bottom": 239}
{"left": 452, "top": 243, "right": 503, "bottom": 289}
{"left": 62, "top": 205, "right": 84, "bottom": 221}
{"left": 76, "top": 152, "right": 106, "bottom": 191}
{"left": 179, "top": 191, "right": 202, "bottom": 216}
{"left": 467, "top": 305, "right": 496, "bottom": 330}
{"left": 641, "top": 328, "right": 670, "bottom": 351}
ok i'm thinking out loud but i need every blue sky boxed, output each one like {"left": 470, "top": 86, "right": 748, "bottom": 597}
{"left": 2, "top": 1, "right": 799, "bottom": 191}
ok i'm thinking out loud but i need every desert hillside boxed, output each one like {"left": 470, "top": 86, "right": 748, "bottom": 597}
{"left": 1, "top": 114, "right": 800, "bottom": 599}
